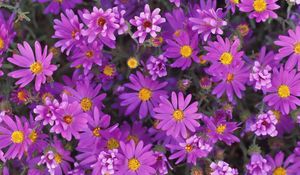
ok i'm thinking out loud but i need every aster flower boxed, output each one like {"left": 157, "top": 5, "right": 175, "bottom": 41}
{"left": 153, "top": 92, "right": 202, "bottom": 138}
{"left": 8, "top": 41, "right": 57, "bottom": 91}
{"left": 90, "top": 149, "right": 118, "bottom": 175}
{"left": 37, "top": 0, "right": 82, "bottom": 15}
{"left": 204, "top": 36, "right": 244, "bottom": 74}
{"left": 112, "top": 7, "right": 128, "bottom": 35}
{"left": 164, "top": 8, "right": 188, "bottom": 39}
{"left": 120, "top": 121, "right": 151, "bottom": 145}
{"left": 203, "top": 116, "right": 240, "bottom": 145}
{"left": 81, "top": 7, "right": 120, "bottom": 48}
{"left": 0, "top": 11, "right": 15, "bottom": 55}
{"left": 273, "top": 110, "right": 294, "bottom": 136}
{"left": 263, "top": 67, "right": 300, "bottom": 114}
{"left": 266, "top": 151, "right": 300, "bottom": 175}
{"left": 0, "top": 115, "right": 31, "bottom": 159}
{"left": 130, "top": 4, "right": 166, "bottom": 43}
{"left": 99, "top": 63, "right": 117, "bottom": 82}
{"left": 10, "top": 88, "right": 30, "bottom": 105}
{"left": 238, "top": 0, "right": 280, "bottom": 22}
{"left": 153, "top": 151, "right": 172, "bottom": 175}
{"left": 211, "top": 62, "right": 249, "bottom": 102}
{"left": 33, "top": 97, "right": 60, "bottom": 126}
{"left": 146, "top": 55, "right": 168, "bottom": 80}
{"left": 225, "top": 0, "right": 240, "bottom": 13}
{"left": 189, "top": 8, "right": 227, "bottom": 41}
{"left": 50, "top": 100, "right": 88, "bottom": 141}
{"left": 115, "top": 140, "right": 156, "bottom": 175}
{"left": 164, "top": 31, "right": 199, "bottom": 70}
{"left": 119, "top": 71, "right": 168, "bottom": 118}
{"left": 274, "top": 26, "right": 300, "bottom": 70}
{"left": 251, "top": 110, "right": 278, "bottom": 137}
{"left": 53, "top": 9, "right": 83, "bottom": 55}
{"left": 246, "top": 153, "right": 271, "bottom": 175}
{"left": 210, "top": 161, "right": 238, "bottom": 175}
{"left": 65, "top": 81, "right": 106, "bottom": 113}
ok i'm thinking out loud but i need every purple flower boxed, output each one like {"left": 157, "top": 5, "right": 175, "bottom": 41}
{"left": 37, "top": 0, "right": 82, "bottom": 15}
{"left": 189, "top": 8, "right": 227, "bottom": 41}
{"left": 0, "top": 12, "right": 15, "bottom": 55}
{"left": 263, "top": 67, "right": 300, "bottom": 114}
{"left": 246, "top": 153, "right": 271, "bottom": 175}
{"left": 50, "top": 100, "right": 88, "bottom": 141}
{"left": 210, "top": 161, "right": 238, "bottom": 175}
{"left": 120, "top": 121, "right": 151, "bottom": 145}
{"left": 119, "top": 71, "right": 168, "bottom": 118}
{"left": 130, "top": 4, "right": 166, "bottom": 43}
{"left": 91, "top": 149, "right": 118, "bottom": 175}
{"left": 146, "top": 55, "right": 168, "bottom": 80}
{"left": 81, "top": 7, "right": 120, "bottom": 48}
{"left": 10, "top": 88, "right": 30, "bottom": 105}
{"left": 238, "top": 0, "right": 280, "bottom": 22}
{"left": 153, "top": 92, "right": 202, "bottom": 138}
{"left": 34, "top": 97, "right": 60, "bottom": 126}
{"left": 267, "top": 151, "right": 300, "bottom": 174}
{"left": 225, "top": 0, "right": 240, "bottom": 13}
{"left": 0, "top": 115, "right": 31, "bottom": 159}
{"left": 211, "top": 62, "right": 249, "bottom": 102}
{"left": 250, "top": 110, "right": 278, "bottom": 137}
{"left": 153, "top": 151, "right": 172, "bottom": 175}
{"left": 8, "top": 41, "right": 57, "bottom": 91}
{"left": 99, "top": 63, "right": 117, "bottom": 82}
{"left": 164, "top": 31, "right": 199, "bottom": 70}
{"left": 53, "top": 9, "right": 83, "bottom": 55}
{"left": 274, "top": 26, "right": 300, "bottom": 70}
{"left": 115, "top": 140, "right": 156, "bottom": 175}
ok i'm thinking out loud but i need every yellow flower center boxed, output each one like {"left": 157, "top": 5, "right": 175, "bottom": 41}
{"left": 199, "top": 55, "right": 207, "bottom": 64}
{"left": 294, "top": 42, "right": 300, "bottom": 54}
{"left": 216, "top": 124, "right": 226, "bottom": 134}
{"left": 272, "top": 110, "right": 281, "bottom": 121}
{"left": 220, "top": 52, "right": 233, "bottom": 65}
{"left": 29, "top": 130, "right": 38, "bottom": 142}
{"left": 97, "top": 17, "right": 106, "bottom": 27}
{"left": 30, "top": 62, "right": 43, "bottom": 74}
{"left": 126, "top": 135, "right": 139, "bottom": 144}
{"left": 106, "top": 138, "right": 120, "bottom": 150}
{"left": 63, "top": 115, "right": 73, "bottom": 124}
{"left": 85, "top": 50, "right": 94, "bottom": 58}
{"left": 278, "top": 85, "right": 290, "bottom": 98}
{"left": 127, "top": 57, "right": 138, "bottom": 69}
{"left": 273, "top": 167, "right": 286, "bottom": 175}
{"left": 237, "top": 24, "right": 250, "bottom": 37}
{"left": 92, "top": 127, "right": 101, "bottom": 137}
{"left": 80, "top": 97, "right": 93, "bottom": 111}
{"left": 226, "top": 73, "right": 234, "bottom": 82}
{"left": 54, "top": 154, "right": 62, "bottom": 164}
{"left": 128, "top": 158, "right": 141, "bottom": 171}
{"left": 103, "top": 65, "right": 114, "bottom": 76}
{"left": 138, "top": 88, "right": 152, "bottom": 101}
{"left": 173, "top": 109, "right": 184, "bottom": 121}
{"left": 0, "top": 37, "right": 4, "bottom": 49}
{"left": 11, "top": 131, "right": 24, "bottom": 143}
{"left": 185, "top": 144, "right": 193, "bottom": 152}
{"left": 180, "top": 45, "right": 192, "bottom": 58}
{"left": 174, "top": 30, "right": 181, "bottom": 37}
{"left": 17, "top": 90, "right": 28, "bottom": 102}
{"left": 231, "top": 0, "right": 239, "bottom": 4}
{"left": 253, "top": 0, "right": 267, "bottom": 12}
{"left": 71, "top": 30, "right": 77, "bottom": 39}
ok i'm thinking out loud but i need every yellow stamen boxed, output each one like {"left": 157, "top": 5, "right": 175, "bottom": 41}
{"left": 273, "top": 167, "right": 286, "bottom": 175}
{"left": 85, "top": 50, "right": 94, "bottom": 58}
{"left": 173, "top": 109, "right": 184, "bottom": 121}
{"left": 30, "top": 62, "right": 43, "bottom": 74}
{"left": 127, "top": 57, "right": 139, "bottom": 69}
{"left": 54, "top": 154, "right": 62, "bottom": 164}
{"left": 92, "top": 127, "right": 101, "bottom": 137}
{"left": 278, "top": 85, "right": 290, "bottom": 98}
{"left": 63, "top": 115, "right": 73, "bottom": 124}
{"left": 0, "top": 37, "right": 4, "bottom": 49}
{"left": 106, "top": 138, "right": 120, "bottom": 150}
{"left": 128, "top": 158, "right": 140, "bottom": 171}
{"left": 216, "top": 124, "right": 226, "bottom": 134}
{"left": 126, "top": 135, "right": 139, "bottom": 144}
{"left": 253, "top": 0, "right": 267, "bottom": 12}
{"left": 180, "top": 45, "right": 192, "bottom": 58}
{"left": 294, "top": 42, "right": 300, "bottom": 54}
{"left": 226, "top": 73, "right": 234, "bottom": 82}
{"left": 103, "top": 65, "right": 114, "bottom": 76}
{"left": 185, "top": 144, "right": 193, "bottom": 152}
{"left": 80, "top": 97, "right": 93, "bottom": 111}
{"left": 138, "top": 88, "right": 152, "bottom": 101}
{"left": 220, "top": 52, "right": 233, "bottom": 65}
{"left": 11, "top": 131, "right": 24, "bottom": 143}
{"left": 29, "top": 130, "right": 38, "bottom": 142}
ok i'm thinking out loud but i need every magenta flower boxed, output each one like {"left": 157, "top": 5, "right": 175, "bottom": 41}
{"left": 37, "top": 0, "right": 82, "bottom": 15}
{"left": 91, "top": 149, "right": 118, "bottom": 175}
{"left": 82, "top": 7, "right": 120, "bottom": 48}
{"left": 53, "top": 9, "right": 83, "bottom": 55}
{"left": 238, "top": 0, "right": 280, "bottom": 22}
{"left": 246, "top": 153, "right": 271, "bottom": 175}
{"left": 115, "top": 140, "right": 156, "bottom": 175}
{"left": 50, "top": 101, "right": 88, "bottom": 141}
{"left": 189, "top": 8, "right": 227, "bottom": 41}
{"left": 146, "top": 54, "right": 168, "bottom": 80}
{"left": 250, "top": 110, "right": 278, "bottom": 137}
{"left": 8, "top": 41, "right": 57, "bottom": 91}
{"left": 0, "top": 12, "right": 15, "bottom": 55}
{"left": 33, "top": 97, "right": 60, "bottom": 126}
{"left": 120, "top": 121, "right": 151, "bottom": 145}
{"left": 119, "top": 71, "right": 168, "bottom": 118}
{"left": 0, "top": 115, "right": 31, "bottom": 159}
{"left": 153, "top": 92, "right": 202, "bottom": 138}
{"left": 130, "top": 4, "right": 166, "bottom": 43}
{"left": 164, "top": 31, "right": 199, "bottom": 70}
{"left": 266, "top": 151, "right": 300, "bottom": 174}
{"left": 210, "top": 161, "right": 238, "bottom": 175}
{"left": 274, "top": 26, "right": 300, "bottom": 70}
{"left": 263, "top": 67, "right": 300, "bottom": 114}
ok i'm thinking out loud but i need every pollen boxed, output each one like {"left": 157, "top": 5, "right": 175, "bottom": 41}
{"left": 173, "top": 109, "right": 184, "bottom": 121}
{"left": 92, "top": 127, "right": 101, "bottom": 137}
{"left": 11, "top": 131, "right": 24, "bottom": 143}
{"left": 272, "top": 110, "right": 281, "bottom": 121}
{"left": 216, "top": 124, "right": 226, "bottom": 134}
{"left": 80, "top": 97, "right": 93, "bottom": 111}
{"left": 106, "top": 138, "right": 120, "bottom": 150}
{"left": 85, "top": 50, "right": 94, "bottom": 58}
{"left": 180, "top": 45, "right": 192, "bottom": 58}
{"left": 185, "top": 144, "right": 193, "bottom": 152}
{"left": 29, "top": 130, "right": 38, "bottom": 143}
{"left": 138, "top": 88, "right": 152, "bottom": 101}
{"left": 226, "top": 73, "right": 234, "bottom": 82}
{"left": 71, "top": 30, "right": 77, "bottom": 39}
{"left": 128, "top": 158, "right": 141, "bottom": 171}
{"left": 17, "top": 90, "right": 28, "bottom": 102}
{"left": 253, "top": 0, "right": 267, "bottom": 12}
{"left": 30, "top": 62, "right": 43, "bottom": 74}
{"left": 63, "top": 115, "right": 73, "bottom": 124}
{"left": 294, "top": 42, "right": 300, "bottom": 54}
{"left": 0, "top": 37, "right": 4, "bottom": 49}
{"left": 127, "top": 57, "right": 139, "bottom": 69}
{"left": 237, "top": 24, "right": 250, "bottom": 37}
{"left": 54, "top": 153, "right": 62, "bottom": 164}
{"left": 220, "top": 52, "right": 233, "bottom": 65}
{"left": 231, "top": 0, "right": 239, "bottom": 4}
{"left": 126, "top": 135, "right": 139, "bottom": 144}
{"left": 278, "top": 85, "right": 290, "bottom": 98}
{"left": 97, "top": 17, "right": 106, "bottom": 27}
{"left": 273, "top": 167, "right": 286, "bottom": 175}
{"left": 103, "top": 65, "right": 114, "bottom": 76}
{"left": 143, "top": 20, "right": 152, "bottom": 28}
